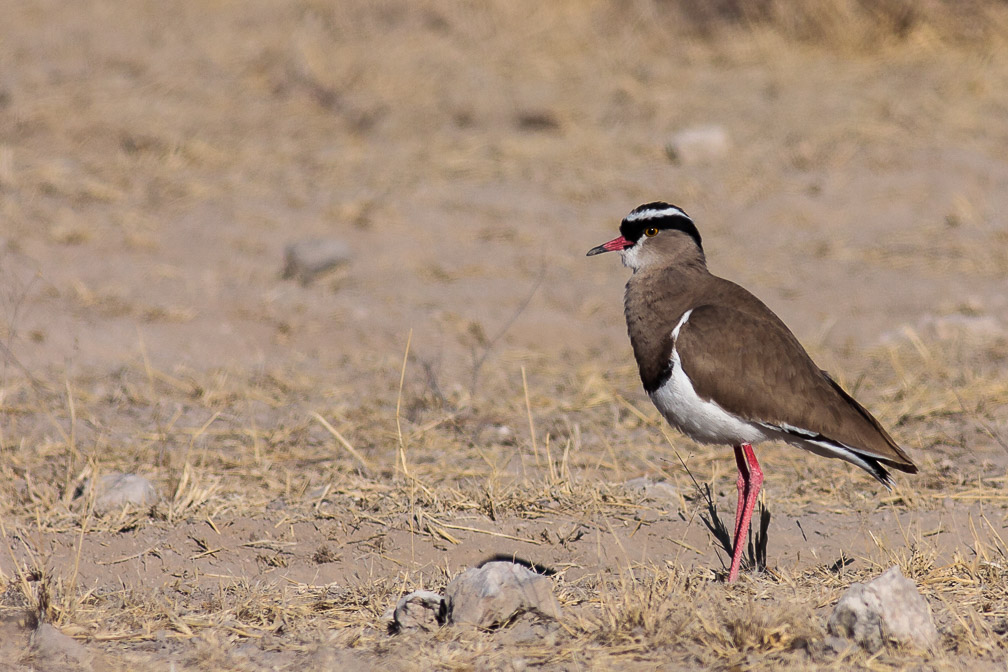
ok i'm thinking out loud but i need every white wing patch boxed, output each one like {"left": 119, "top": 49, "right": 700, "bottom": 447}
{"left": 756, "top": 421, "right": 817, "bottom": 438}
{"left": 649, "top": 310, "right": 770, "bottom": 445}
{"left": 671, "top": 309, "right": 693, "bottom": 340}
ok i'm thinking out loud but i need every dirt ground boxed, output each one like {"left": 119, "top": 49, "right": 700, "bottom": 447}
{"left": 2, "top": 1, "right": 1008, "bottom": 670}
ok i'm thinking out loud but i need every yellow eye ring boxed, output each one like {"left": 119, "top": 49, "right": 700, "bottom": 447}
{"left": 644, "top": 227, "right": 659, "bottom": 237}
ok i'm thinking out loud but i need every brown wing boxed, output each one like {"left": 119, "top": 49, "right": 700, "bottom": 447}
{"left": 675, "top": 303, "right": 916, "bottom": 473}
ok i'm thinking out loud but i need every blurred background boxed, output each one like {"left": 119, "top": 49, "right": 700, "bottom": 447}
{"left": 2, "top": 0, "right": 1007, "bottom": 390}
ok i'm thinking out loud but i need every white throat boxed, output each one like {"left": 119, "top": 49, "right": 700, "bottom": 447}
{"left": 619, "top": 242, "right": 645, "bottom": 271}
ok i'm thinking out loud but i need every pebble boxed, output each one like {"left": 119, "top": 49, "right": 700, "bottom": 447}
{"left": 623, "top": 477, "right": 678, "bottom": 503}
{"left": 444, "top": 561, "right": 561, "bottom": 629}
{"left": 282, "top": 238, "right": 351, "bottom": 285}
{"left": 665, "top": 125, "right": 730, "bottom": 165}
{"left": 827, "top": 565, "right": 938, "bottom": 652}
{"left": 384, "top": 590, "right": 445, "bottom": 633}
{"left": 88, "top": 472, "right": 159, "bottom": 514}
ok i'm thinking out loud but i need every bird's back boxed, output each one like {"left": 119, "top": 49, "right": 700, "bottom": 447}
{"left": 626, "top": 265, "right": 917, "bottom": 480}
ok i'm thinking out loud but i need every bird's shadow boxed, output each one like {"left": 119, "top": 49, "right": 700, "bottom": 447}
{"left": 697, "top": 482, "right": 770, "bottom": 576}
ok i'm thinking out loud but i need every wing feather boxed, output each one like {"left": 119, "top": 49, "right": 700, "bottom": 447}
{"left": 674, "top": 304, "right": 916, "bottom": 474}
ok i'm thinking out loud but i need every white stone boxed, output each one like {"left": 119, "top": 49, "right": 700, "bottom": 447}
{"left": 665, "top": 125, "right": 731, "bottom": 165}
{"left": 386, "top": 590, "right": 444, "bottom": 632}
{"left": 827, "top": 565, "right": 938, "bottom": 652}
{"left": 623, "top": 477, "right": 678, "bottom": 503}
{"left": 444, "top": 561, "right": 561, "bottom": 629}
{"left": 91, "top": 472, "right": 159, "bottom": 513}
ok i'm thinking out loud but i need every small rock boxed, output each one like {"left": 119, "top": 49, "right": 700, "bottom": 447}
{"left": 483, "top": 424, "right": 516, "bottom": 446}
{"left": 27, "top": 623, "right": 93, "bottom": 670}
{"left": 665, "top": 125, "right": 730, "bottom": 165}
{"left": 623, "top": 477, "right": 678, "bottom": 503}
{"left": 88, "top": 472, "right": 159, "bottom": 514}
{"left": 514, "top": 110, "right": 561, "bottom": 132}
{"left": 444, "top": 561, "right": 561, "bottom": 629}
{"left": 385, "top": 590, "right": 445, "bottom": 633}
{"left": 282, "top": 238, "right": 351, "bottom": 285}
{"left": 827, "top": 566, "right": 938, "bottom": 652}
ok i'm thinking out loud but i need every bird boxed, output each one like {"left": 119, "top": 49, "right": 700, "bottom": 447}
{"left": 587, "top": 202, "right": 917, "bottom": 583}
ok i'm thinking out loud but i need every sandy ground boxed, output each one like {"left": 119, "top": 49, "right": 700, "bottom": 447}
{"left": 2, "top": 1, "right": 1008, "bottom": 669}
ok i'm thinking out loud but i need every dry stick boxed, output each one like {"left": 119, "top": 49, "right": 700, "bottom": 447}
{"left": 948, "top": 380, "right": 1008, "bottom": 456}
{"left": 62, "top": 378, "right": 79, "bottom": 505}
{"left": 97, "top": 547, "right": 162, "bottom": 566}
{"left": 544, "top": 434, "right": 557, "bottom": 483}
{"left": 176, "top": 411, "right": 221, "bottom": 469}
{"left": 968, "top": 513, "right": 990, "bottom": 564}
{"left": 136, "top": 326, "right": 155, "bottom": 394}
{"left": 65, "top": 499, "right": 91, "bottom": 625}
{"left": 249, "top": 404, "right": 262, "bottom": 466}
{"left": 408, "top": 411, "right": 461, "bottom": 439}
{"left": 561, "top": 434, "right": 572, "bottom": 482}
{"left": 521, "top": 365, "right": 541, "bottom": 471}
{"left": 468, "top": 269, "right": 545, "bottom": 398}
{"left": 980, "top": 512, "right": 1008, "bottom": 559}
{"left": 311, "top": 412, "right": 371, "bottom": 473}
{"left": 395, "top": 329, "right": 413, "bottom": 479}
{"left": 427, "top": 517, "right": 545, "bottom": 545}
{"left": 667, "top": 443, "right": 736, "bottom": 570}
{"left": 169, "top": 462, "right": 191, "bottom": 525}
{"left": 190, "top": 411, "right": 221, "bottom": 472}
{"left": 934, "top": 591, "right": 984, "bottom": 653}
{"left": 0, "top": 336, "right": 47, "bottom": 394}
{"left": 611, "top": 390, "right": 659, "bottom": 426}
{"left": 663, "top": 444, "right": 717, "bottom": 568}
{"left": 391, "top": 330, "right": 421, "bottom": 563}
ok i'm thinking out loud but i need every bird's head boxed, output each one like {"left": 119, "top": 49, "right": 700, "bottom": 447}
{"left": 587, "top": 202, "right": 704, "bottom": 271}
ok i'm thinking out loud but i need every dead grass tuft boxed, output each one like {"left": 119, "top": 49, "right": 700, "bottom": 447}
{"left": 1, "top": 330, "right": 1006, "bottom": 667}
{"left": 3, "top": 0, "right": 1008, "bottom": 668}
{"left": 655, "top": 0, "right": 1008, "bottom": 51}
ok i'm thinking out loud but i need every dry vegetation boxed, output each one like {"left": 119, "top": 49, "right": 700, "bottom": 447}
{"left": 2, "top": 1, "right": 1008, "bottom": 670}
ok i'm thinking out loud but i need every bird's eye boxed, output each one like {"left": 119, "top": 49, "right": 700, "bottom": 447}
{"left": 644, "top": 227, "right": 659, "bottom": 237}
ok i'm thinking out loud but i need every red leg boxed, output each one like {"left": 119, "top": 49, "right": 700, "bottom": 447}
{"left": 728, "top": 443, "right": 763, "bottom": 583}
{"left": 732, "top": 445, "right": 747, "bottom": 545}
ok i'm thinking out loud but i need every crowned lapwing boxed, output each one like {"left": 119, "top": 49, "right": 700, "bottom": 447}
{"left": 588, "top": 202, "right": 917, "bottom": 582}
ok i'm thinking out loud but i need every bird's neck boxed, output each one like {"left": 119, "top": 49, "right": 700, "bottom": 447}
{"left": 623, "top": 261, "right": 711, "bottom": 387}
{"left": 625, "top": 254, "right": 710, "bottom": 317}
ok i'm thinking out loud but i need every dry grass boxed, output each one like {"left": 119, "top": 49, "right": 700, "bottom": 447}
{"left": 2, "top": 331, "right": 1008, "bottom": 668}
{"left": 668, "top": 0, "right": 1008, "bottom": 49}
{"left": 2, "top": 0, "right": 1008, "bottom": 669}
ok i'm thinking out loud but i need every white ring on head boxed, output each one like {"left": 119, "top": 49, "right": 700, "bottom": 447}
{"left": 624, "top": 206, "right": 689, "bottom": 223}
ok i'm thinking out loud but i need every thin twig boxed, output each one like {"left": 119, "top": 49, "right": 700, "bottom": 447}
{"left": 469, "top": 268, "right": 544, "bottom": 397}
{"left": 395, "top": 329, "right": 413, "bottom": 478}
{"left": 97, "top": 547, "right": 161, "bottom": 566}
{"left": 522, "top": 365, "right": 541, "bottom": 470}
{"left": 311, "top": 411, "right": 372, "bottom": 473}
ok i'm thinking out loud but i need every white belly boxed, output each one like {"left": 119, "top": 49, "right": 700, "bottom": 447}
{"left": 649, "top": 346, "right": 771, "bottom": 446}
